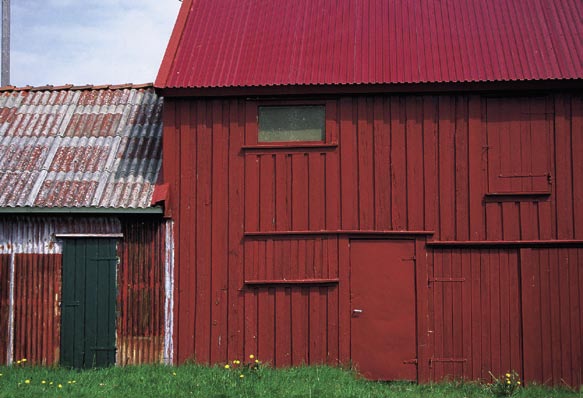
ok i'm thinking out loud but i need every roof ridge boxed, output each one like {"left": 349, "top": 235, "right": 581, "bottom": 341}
{"left": 0, "top": 83, "right": 154, "bottom": 92}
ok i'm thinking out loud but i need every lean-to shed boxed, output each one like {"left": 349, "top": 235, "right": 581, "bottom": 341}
{"left": 0, "top": 84, "right": 173, "bottom": 368}
{"left": 155, "top": 0, "right": 583, "bottom": 386}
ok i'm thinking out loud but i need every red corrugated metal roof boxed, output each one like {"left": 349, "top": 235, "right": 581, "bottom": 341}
{"left": 0, "top": 84, "right": 163, "bottom": 209}
{"left": 156, "top": 0, "right": 583, "bottom": 89}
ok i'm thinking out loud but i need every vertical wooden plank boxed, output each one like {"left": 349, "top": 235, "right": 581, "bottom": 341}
{"left": 308, "top": 153, "right": 326, "bottom": 230}
{"left": 461, "top": 250, "right": 472, "bottom": 378}
{"left": 423, "top": 96, "right": 438, "bottom": 236}
{"left": 433, "top": 251, "right": 444, "bottom": 379}
{"left": 490, "top": 250, "right": 502, "bottom": 376}
{"left": 508, "top": 250, "right": 522, "bottom": 375}
{"left": 442, "top": 250, "right": 453, "bottom": 376}
{"left": 194, "top": 101, "right": 212, "bottom": 364}
{"left": 338, "top": 237, "right": 350, "bottom": 363}
{"left": 291, "top": 287, "right": 308, "bottom": 365}
{"left": 415, "top": 239, "right": 430, "bottom": 382}
{"left": 325, "top": 101, "right": 341, "bottom": 230}
{"left": 502, "top": 202, "right": 520, "bottom": 240}
{"left": 357, "top": 97, "right": 374, "bottom": 229}
{"left": 244, "top": 288, "right": 258, "bottom": 360}
{"left": 275, "top": 154, "right": 291, "bottom": 231}
{"left": 570, "top": 248, "right": 583, "bottom": 385}
{"left": 480, "top": 250, "right": 491, "bottom": 379}
{"left": 452, "top": 250, "right": 463, "bottom": 377}
{"left": 572, "top": 96, "right": 583, "bottom": 239}
{"left": 468, "top": 96, "right": 484, "bottom": 240}
{"left": 211, "top": 100, "right": 229, "bottom": 363}
{"left": 539, "top": 249, "right": 552, "bottom": 382}
{"left": 340, "top": 97, "right": 358, "bottom": 229}
{"left": 499, "top": 250, "right": 510, "bottom": 373}
{"left": 549, "top": 249, "right": 561, "bottom": 384}
{"left": 454, "top": 96, "right": 470, "bottom": 240}
{"left": 259, "top": 154, "right": 275, "bottom": 232}
{"left": 520, "top": 248, "right": 543, "bottom": 382}
{"left": 438, "top": 96, "right": 456, "bottom": 240}
{"left": 275, "top": 287, "right": 291, "bottom": 366}
{"left": 558, "top": 250, "right": 571, "bottom": 385}
{"left": 227, "top": 99, "right": 245, "bottom": 362}
{"left": 257, "top": 288, "right": 275, "bottom": 365}
{"left": 391, "top": 97, "right": 407, "bottom": 230}
{"left": 292, "top": 154, "right": 309, "bottom": 230}
{"left": 175, "top": 101, "right": 195, "bottom": 363}
{"left": 554, "top": 95, "right": 574, "bottom": 239}
{"left": 327, "top": 240, "right": 339, "bottom": 363}
{"left": 373, "top": 97, "right": 391, "bottom": 229}
{"left": 426, "top": 250, "right": 436, "bottom": 381}
{"left": 406, "top": 97, "right": 424, "bottom": 230}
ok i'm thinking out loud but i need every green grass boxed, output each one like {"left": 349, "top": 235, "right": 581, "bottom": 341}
{"left": 0, "top": 363, "right": 579, "bottom": 398}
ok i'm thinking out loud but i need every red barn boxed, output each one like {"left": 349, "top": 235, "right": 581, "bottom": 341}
{"left": 155, "top": 0, "right": 583, "bottom": 385}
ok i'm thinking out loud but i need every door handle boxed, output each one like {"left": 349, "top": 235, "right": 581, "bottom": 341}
{"left": 352, "top": 309, "right": 363, "bottom": 314}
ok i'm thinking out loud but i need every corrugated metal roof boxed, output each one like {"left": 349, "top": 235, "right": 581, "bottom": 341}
{"left": 156, "top": 0, "right": 583, "bottom": 89}
{"left": 0, "top": 84, "right": 163, "bottom": 209}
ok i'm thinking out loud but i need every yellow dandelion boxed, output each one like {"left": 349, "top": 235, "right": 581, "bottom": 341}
{"left": 21, "top": 358, "right": 27, "bottom": 362}
{"left": 233, "top": 360, "right": 240, "bottom": 365}
{"left": 517, "top": 381, "right": 521, "bottom": 385}
{"left": 224, "top": 364, "right": 230, "bottom": 369}
{"left": 58, "top": 384, "right": 63, "bottom": 388}
{"left": 240, "top": 374, "right": 244, "bottom": 378}
{"left": 68, "top": 381, "right": 72, "bottom": 384}
{"left": 505, "top": 373, "right": 511, "bottom": 378}
{"left": 0, "top": 373, "right": 3, "bottom": 377}
{"left": 16, "top": 360, "right": 21, "bottom": 364}
{"left": 506, "top": 380, "right": 511, "bottom": 384}
{"left": 25, "top": 379, "right": 30, "bottom": 384}
{"left": 255, "top": 359, "right": 260, "bottom": 363}
{"left": 172, "top": 372, "right": 177, "bottom": 376}
{"left": 72, "top": 381, "right": 76, "bottom": 384}
{"left": 249, "top": 354, "right": 255, "bottom": 359}
{"left": 41, "top": 380, "right": 46, "bottom": 384}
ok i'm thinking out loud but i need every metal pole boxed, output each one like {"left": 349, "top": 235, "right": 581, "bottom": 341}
{"left": 1, "top": 0, "right": 10, "bottom": 86}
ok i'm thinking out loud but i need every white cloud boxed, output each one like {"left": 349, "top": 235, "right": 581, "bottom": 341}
{"left": 7, "top": 0, "right": 182, "bottom": 86}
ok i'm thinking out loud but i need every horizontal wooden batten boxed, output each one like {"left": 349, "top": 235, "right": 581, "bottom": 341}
{"left": 244, "top": 230, "right": 434, "bottom": 238}
{"left": 427, "top": 240, "right": 583, "bottom": 248}
{"left": 244, "top": 278, "right": 339, "bottom": 286}
{"left": 241, "top": 143, "right": 338, "bottom": 151}
{"left": 483, "top": 192, "right": 551, "bottom": 202}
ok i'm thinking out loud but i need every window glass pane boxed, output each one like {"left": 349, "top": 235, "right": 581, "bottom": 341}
{"left": 258, "top": 106, "right": 325, "bottom": 142}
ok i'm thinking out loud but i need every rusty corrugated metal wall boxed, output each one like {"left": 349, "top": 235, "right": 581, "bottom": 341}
{"left": 0, "top": 216, "right": 171, "bottom": 366}
{"left": 117, "top": 218, "right": 167, "bottom": 365}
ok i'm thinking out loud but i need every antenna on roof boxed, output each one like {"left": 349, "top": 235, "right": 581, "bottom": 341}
{"left": 1, "top": 0, "right": 9, "bottom": 86}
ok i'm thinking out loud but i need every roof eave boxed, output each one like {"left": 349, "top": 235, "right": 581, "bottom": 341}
{"left": 157, "top": 79, "right": 583, "bottom": 98}
{"left": 0, "top": 207, "right": 164, "bottom": 215}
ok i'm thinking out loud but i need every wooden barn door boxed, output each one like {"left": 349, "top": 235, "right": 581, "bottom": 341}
{"left": 61, "top": 239, "right": 117, "bottom": 368}
{"left": 350, "top": 239, "right": 417, "bottom": 380}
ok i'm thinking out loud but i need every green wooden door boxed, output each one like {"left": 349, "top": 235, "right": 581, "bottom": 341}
{"left": 61, "top": 239, "right": 117, "bottom": 368}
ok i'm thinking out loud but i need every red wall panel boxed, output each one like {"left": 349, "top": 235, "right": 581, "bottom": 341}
{"left": 165, "top": 92, "right": 583, "bottom": 385}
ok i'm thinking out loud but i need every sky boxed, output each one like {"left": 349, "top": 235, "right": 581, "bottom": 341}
{"left": 6, "top": 0, "right": 182, "bottom": 87}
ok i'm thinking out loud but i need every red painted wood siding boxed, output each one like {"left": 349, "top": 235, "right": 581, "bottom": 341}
{"left": 429, "top": 249, "right": 523, "bottom": 381}
{"left": 521, "top": 247, "right": 583, "bottom": 387}
{"left": 164, "top": 93, "right": 583, "bottom": 384}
